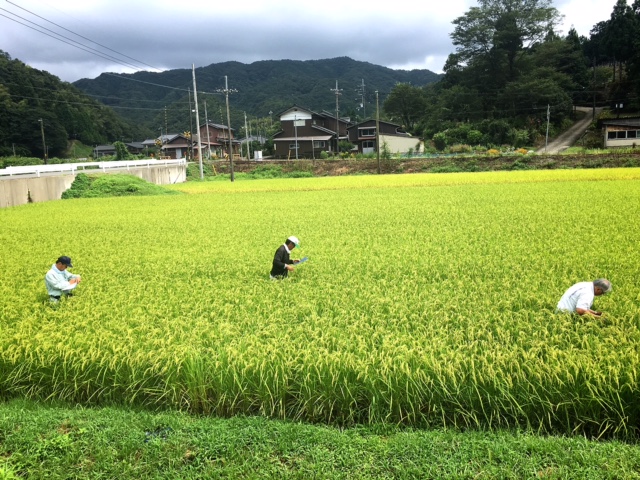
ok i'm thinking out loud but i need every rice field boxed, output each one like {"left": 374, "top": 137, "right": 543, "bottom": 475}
{"left": 1, "top": 168, "right": 639, "bottom": 437}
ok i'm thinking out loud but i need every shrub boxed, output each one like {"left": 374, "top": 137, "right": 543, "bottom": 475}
{"left": 433, "top": 133, "right": 447, "bottom": 151}
{"left": 381, "top": 141, "right": 392, "bottom": 160}
{"left": 62, "top": 174, "right": 180, "bottom": 199}
{"left": 509, "top": 129, "right": 530, "bottom": 148}
{"left": 430, "top": 163, "right": 463, "bottom": 173}
{"left": 0, "top": 157, "right": 44, "bottom": 168}
{"left": 467, "top": 130, "right": 483, "bottom": 146}
{"left": 448, "top": 144, "right": 472, "bottom": 154}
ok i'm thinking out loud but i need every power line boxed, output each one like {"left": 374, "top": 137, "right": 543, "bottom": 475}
{"left": 101, "top": 72, "right": 224, "bottom": 97}
{"left": 0, "top": 9, "right": 146, "bottom": 72}
{"left": 5, "top": 92, "right": 168, "bottom": 111}
{"left": 0, "top": 80, "right": 190, "bottom": 105}
{"left": 4, "top": 0, "right": 161, "bottom": 72}
{"left": 0, "top": 13, "right": 143, "bottom": 70}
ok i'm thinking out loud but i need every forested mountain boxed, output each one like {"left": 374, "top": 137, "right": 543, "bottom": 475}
{"left": 72, "top": 57, "right": 441, "bottom": 136}
{"left": 0, "top": 50, "right": 142, "bottom": 158}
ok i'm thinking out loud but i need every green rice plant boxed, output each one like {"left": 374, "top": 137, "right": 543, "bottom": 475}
{"left": 1, "top": 169, "right": 639, "bottom": 437}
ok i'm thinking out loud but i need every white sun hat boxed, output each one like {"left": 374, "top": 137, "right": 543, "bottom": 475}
{"left": 287, "top": 236, "right": 300, "bottom": 247}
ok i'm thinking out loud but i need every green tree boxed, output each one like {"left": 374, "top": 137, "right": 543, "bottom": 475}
{"left": 382, "top": 83, "right": 427, "bottom": 133}
{"left": 629, "top": 0, "right": 640, "bottom": 107}
{"left": 451, "top": 0, "right": 562, "bottom": 86}
{"left": 113, "top": 141, "right": 130, "bottom": 160}
{"left": 605, "top": 0, "right": 638, "bottom": 68}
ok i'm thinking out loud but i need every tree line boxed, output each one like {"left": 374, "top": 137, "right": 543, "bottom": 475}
{"left": 383, "top": 0, "right": 640, "bottom": 149}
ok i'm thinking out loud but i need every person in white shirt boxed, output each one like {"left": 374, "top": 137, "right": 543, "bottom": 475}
{"left": 556, "top": 278, "right": 611, "bottom": 316}
{"left": 45, "top": 256, "right": 81, "bottom": 303}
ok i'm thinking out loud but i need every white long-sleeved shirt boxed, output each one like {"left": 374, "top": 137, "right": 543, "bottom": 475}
{"left": 556, "top": 282, "right": 594, "bottom": 313}
{"left": 44, "top": 264, "right": 78, "bottom": 296}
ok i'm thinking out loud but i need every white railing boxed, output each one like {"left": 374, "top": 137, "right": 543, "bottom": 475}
{"left": 0, "top": 159, "right": 187, "bottom": 179}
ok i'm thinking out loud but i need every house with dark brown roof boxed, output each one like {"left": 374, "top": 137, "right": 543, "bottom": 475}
{"left": 160, "top": 134, "right": 192, "bottom": 159}
{"left": 272, "top": 106, "right": 352, "bottom": 159}
{"left": 347, "top": 120, "right": 423, "bottom": 155}
{"left": 196, "top": 122, "right": 240, "bottom": 159}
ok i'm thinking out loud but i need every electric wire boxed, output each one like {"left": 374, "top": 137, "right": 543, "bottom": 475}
{"left": 0, "top": 12, "right": 144, "bottom": 72}
{"left": 6, "top": 0, "right": 162, "bottom": 72}
{"left": 6, "top": 92, "right": 170, "bottom": 111}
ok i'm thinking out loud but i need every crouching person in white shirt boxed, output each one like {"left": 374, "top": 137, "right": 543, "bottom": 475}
{"left": 556, "top": 278, "right": 611, "bottom": 316}
{"left": 45, "top": 256, "right": 81, "bottom": 303}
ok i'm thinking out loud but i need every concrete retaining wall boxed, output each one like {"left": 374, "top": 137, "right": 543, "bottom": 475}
{"left": 0, "top": 164, "right": 186, "bottom": 208}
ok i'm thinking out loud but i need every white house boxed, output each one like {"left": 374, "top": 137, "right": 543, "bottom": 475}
{"left": 602, "top": 118, "right": 640, "bottom": 148}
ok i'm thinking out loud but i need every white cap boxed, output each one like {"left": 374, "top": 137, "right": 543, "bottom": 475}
{"left": 287, "top": 236, "right": 300, "bottom": 247}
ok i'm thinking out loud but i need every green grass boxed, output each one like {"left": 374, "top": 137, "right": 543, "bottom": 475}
{"left": 187, "top": 162, "right": 314, "bottom": 181}
{"left": 1, "top": 399, "right": 640, "bottom": 479}
{"left": 561, "top": 146, "right": 640, "bottom": 155}
{"left": 61, "top": 173, "right": 181, "bottom": 199}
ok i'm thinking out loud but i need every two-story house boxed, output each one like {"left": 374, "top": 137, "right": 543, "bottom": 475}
{"left": 272, "top": 106, "right": 351, "bottom": 159}
{"left": 197, "top": 122, "right": 240, "bottom": 159}
{"left": 347, "top": 120, "right": 422, "bottom": 155}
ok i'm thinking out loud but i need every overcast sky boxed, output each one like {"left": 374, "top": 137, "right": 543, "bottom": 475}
{"left": 0, "top": 0, "right": 620, "bottom": 83}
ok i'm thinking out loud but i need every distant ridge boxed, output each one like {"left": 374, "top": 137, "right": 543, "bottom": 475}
{"left": 73, "top": 56, "right": 441, "bottom": 134}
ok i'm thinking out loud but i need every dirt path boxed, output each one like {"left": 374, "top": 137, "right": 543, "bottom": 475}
{"left": 537, "top": 106, "right": 602, "bottom": 154}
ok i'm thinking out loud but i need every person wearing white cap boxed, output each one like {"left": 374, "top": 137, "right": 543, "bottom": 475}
{"left": 270, "top": 236, "right": 301, "bottom": 279}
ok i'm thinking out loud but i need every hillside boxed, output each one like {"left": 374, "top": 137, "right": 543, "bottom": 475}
{"left": 73, "top": 57, "right": 441, "bottom": 134}
{"left": 0, "top": 50, "right": 143, "bottom": 158}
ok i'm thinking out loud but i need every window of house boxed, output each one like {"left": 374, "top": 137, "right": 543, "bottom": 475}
{"left": 359, "top": 128, "right": 376, "bottom": 137}
{"left": 289, "top": 143, "right": 300, "bottom": 149}
{"left": 608, "top": 131, "right": 616, "bottom": 139}
{"left": 627, "top": 130, "right": 637, "bottom": 139}
{"left": 616, "top": 131, "right": 627, "bottom": 139}
{"left": 313, "top": 140, "right": 325, "bottom": 148}
{"left": 362, "top": 141, "right": 375, "bottom": 149}
{"left": 294, "top": 119, "right": 305, "bottom": 127}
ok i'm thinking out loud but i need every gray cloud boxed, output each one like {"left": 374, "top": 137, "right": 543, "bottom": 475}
{"left": 0, "top": 0, "right": 618, "bottom": 83}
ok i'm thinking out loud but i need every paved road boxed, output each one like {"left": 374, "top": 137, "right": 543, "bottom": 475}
{"left": 537, "top": 106, "right": 602, "bottom": 154}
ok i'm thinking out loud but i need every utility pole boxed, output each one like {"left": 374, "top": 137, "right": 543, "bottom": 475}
{"left": 164, "top": 106, "right": 168, "bottom": 145}
{"left": 545, "top": 104, "right": 550, "bottom": 153}
{"left": 592, "top": 57, "right": 596, "bottom": 121}
{"left": 192, "top": 64, "right": 204, "bottom": 179}
{"left": 331, "top": 80, "right": 342, "bottom": 155}
{"left": 38, "top": 118, "right": 47, "bottom": 164}
{"left": 376, "top": 91, "right": 381, "bottom": 174}
{"left": 294, "top": 114, "right": 299, "bottom": 160}
{"left": 357, "top": 78, "right": 366, "bottom": 118}
{"left": 204, "top": 101, "right": 211, "bottom": 160}
{"left": 217, "top": 76, "right": 237, "bottom": 182}
{"left": 244, "top": 112, "right": 250, "bottom": 160}
{"left": 188, "top": 88, "right": 194, "bottom": 160}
